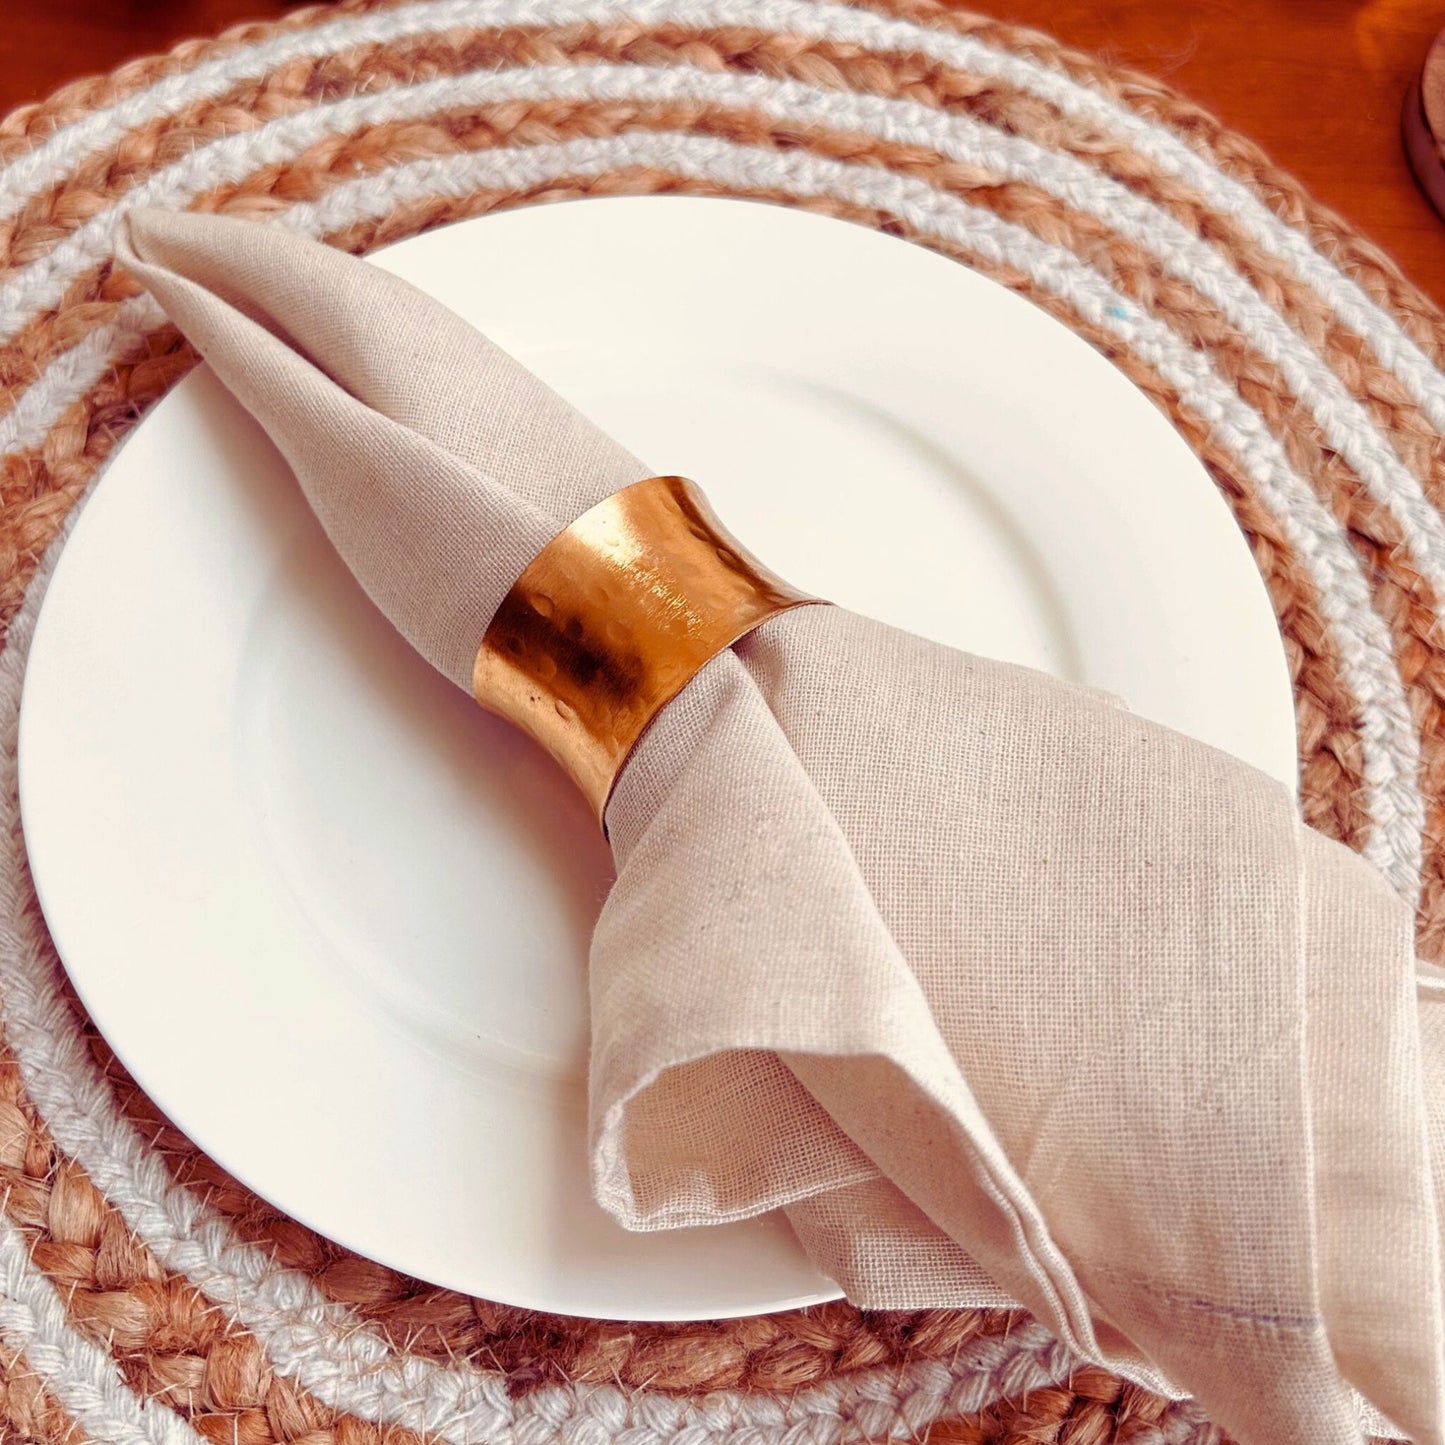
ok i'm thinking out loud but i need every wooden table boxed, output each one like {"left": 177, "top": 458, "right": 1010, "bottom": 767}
{"left": 3, "top": 0, "right": 1444, "bottom": 303}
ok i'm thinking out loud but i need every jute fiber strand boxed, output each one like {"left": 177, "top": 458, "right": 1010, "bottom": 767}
{"left": 0, "top": 0, "right": 1441, "bottom": 1441}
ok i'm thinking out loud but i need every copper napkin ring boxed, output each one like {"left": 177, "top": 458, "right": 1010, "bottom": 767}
{"left": 472, "top": 475, "right": 822, "bottom": 826}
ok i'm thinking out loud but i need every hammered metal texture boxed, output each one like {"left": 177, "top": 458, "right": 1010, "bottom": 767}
{"left": 472, "top": 476, "right": 822, "bottom": 822}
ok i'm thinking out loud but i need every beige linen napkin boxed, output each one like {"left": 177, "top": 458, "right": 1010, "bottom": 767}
{"left": 115, "top": 207, "right": 1445, "bottom": 1445}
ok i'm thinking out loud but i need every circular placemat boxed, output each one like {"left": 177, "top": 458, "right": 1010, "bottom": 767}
{"left": 0, "top": 1, "right": 1439, "bottom": 1440}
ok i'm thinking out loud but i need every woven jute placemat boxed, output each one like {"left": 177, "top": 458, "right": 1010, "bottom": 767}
{"left": 0, "top": 1, "right": 1439, "bottom": 1440}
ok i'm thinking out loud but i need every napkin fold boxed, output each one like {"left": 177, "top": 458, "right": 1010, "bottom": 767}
{"left": 115, "top": 206, "right": 1445, "bottom": 1445}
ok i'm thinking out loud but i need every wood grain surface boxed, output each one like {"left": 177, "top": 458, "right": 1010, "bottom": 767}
{"left": 2, "top": 0, "right": 1445, "bottom": 303}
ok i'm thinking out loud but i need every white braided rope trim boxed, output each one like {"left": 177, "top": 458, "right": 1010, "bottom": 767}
{"left": 0, "top": 137, "right": 1410, "bottom": 1445}
{"left": 7, "top": 57, "right": 1443, "bottom": 780}
{"left": 0, "top": 1210, "right": 206, "bottom": 1445}
{"left": 0, "top": 557, "right": 205, "bottom": 1445}
{"left": 0, "top": 552, "right": 1113, "bottom": 1429}
{"left": 0, "top": 297, "right": 157, "bottom": 457}
{"left": 0, "top": 119, "right": 1421, "bottom": 890}
{"left": 11, "top": 55, "right": 1445, "bottom": 594}
{"left": 5, "top": 0, "right": 1445, "bottom": 451}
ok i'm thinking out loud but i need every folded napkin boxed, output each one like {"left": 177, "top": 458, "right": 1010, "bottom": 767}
{"left": 115, "top": 207, "right": 1445, "bottom": 1445}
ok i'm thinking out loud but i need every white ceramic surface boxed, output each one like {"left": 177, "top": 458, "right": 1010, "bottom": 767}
{"left": 18, "top": 196, "right": 1297, "bottom": 1320}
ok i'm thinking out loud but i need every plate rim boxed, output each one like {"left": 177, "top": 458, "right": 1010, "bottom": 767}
{"left": 16, "top": 193, "right": 1296, "bottom": 1320}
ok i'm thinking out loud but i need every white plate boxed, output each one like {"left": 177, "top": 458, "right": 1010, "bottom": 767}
{"left": 18, "top": 196, "right": 1297, "bottom": 1320}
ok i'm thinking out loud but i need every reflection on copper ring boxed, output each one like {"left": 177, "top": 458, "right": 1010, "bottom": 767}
{"left": 472, "top": 475, "right": 823, "bottom": 827}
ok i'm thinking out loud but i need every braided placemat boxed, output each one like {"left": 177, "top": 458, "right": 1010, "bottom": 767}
{"left": 0, "top": 0, "right": 1439, "bottom": 1440}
